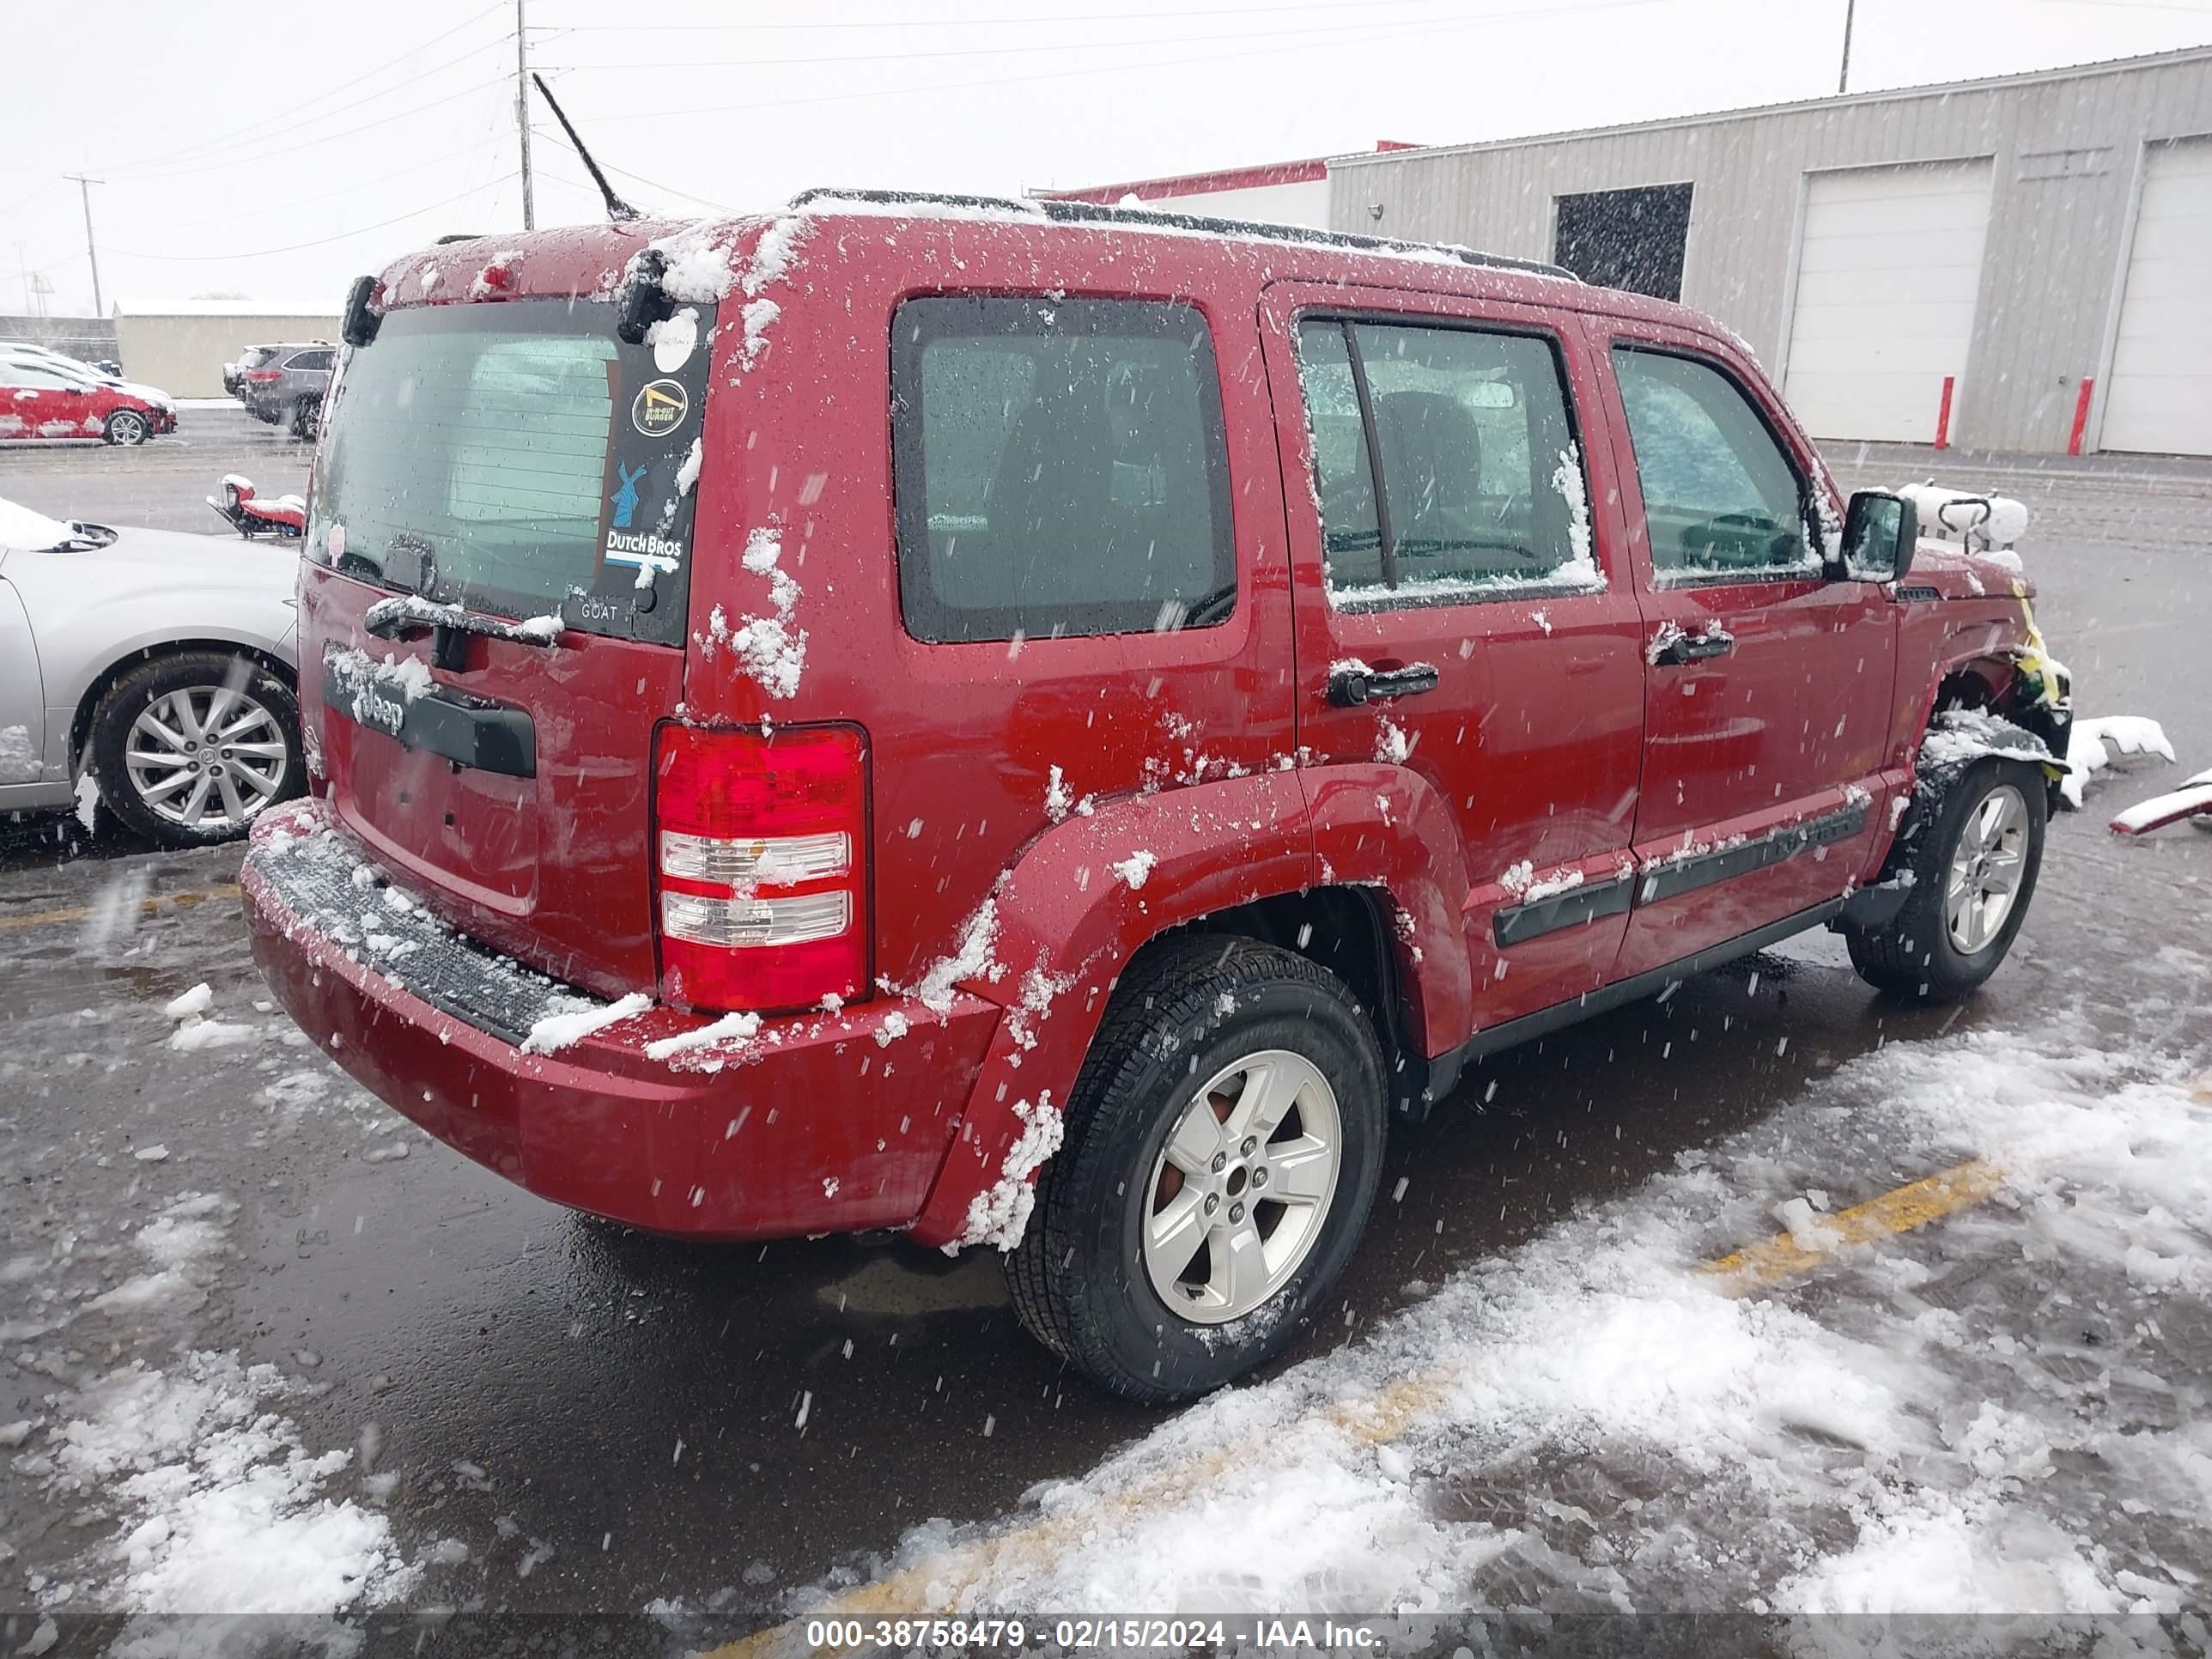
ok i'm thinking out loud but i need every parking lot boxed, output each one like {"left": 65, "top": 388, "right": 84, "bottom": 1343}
{"left": 3, "top": 417, "right": 2209, "bottom": 1644}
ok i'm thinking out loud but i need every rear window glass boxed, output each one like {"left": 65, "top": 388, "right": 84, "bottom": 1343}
{"left": 1295, "top": 318, "right": 1597, "bottom": 606}
{"left": 309, "top": 301, "right": 712, "bottom": 645}
{"left": 890, "top": 296, "right": 1235, "bottom": 642}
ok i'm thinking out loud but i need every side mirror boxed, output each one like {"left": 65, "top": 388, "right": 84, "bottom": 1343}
{"left": 1841, "top": 489, "right": 1918, "bottom": 581}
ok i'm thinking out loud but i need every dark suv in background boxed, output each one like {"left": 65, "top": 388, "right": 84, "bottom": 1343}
{"left": 233, "top": 342, "right": 337, "bottom": 439}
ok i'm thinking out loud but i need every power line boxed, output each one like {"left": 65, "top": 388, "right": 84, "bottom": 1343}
{"left": 544, "top": 3, "right": 1565, "bottom": 72}
{"left": 94, "top": 0, "right": 510, "bottom": 178}
{"left": 530, "top": 125, "right": 734, "bottom": 214}
{"left": 542, "top": 0, "right": 1574, "bottom": 30}
{"left": 111, "top": 76, "right": 512, "bottom": 184}
{"left": 569, "top": 0, "right": 1668, "bottom": 126}
{"left": 103, "top": 174, "right": 520, "bottom": 264}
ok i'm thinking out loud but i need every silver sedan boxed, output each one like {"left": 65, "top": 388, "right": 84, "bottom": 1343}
{"left": 1, "top": 497, "right": 301, "bottom": 846}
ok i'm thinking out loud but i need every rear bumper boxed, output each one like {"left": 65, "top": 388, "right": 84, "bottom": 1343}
{"left": 241, "top": 799, "right": 998, "bottom": 1240}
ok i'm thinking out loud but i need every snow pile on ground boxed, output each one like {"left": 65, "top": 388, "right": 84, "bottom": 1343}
{"left": 88, "top": 1193, "right": 234, "bottom": 1316}
{"left": 162, "top": 983, "right": 257, "bottom": 1052}
{"left": 2063, "top": 714, "right": 2174, "bottom": 809}
{"left": 795, "top": 1030, "right": 2211, "bottom": 1624}
{"left": 42, "top": 1349, "right": 419, "bottom": 1617}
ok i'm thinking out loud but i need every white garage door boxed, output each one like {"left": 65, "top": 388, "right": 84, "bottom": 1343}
{"left": 2100, "top": 138, "right": 2212, "bottom": 457}
{"left": 1783, "top": 160, "right": 1993, "bottom": 444}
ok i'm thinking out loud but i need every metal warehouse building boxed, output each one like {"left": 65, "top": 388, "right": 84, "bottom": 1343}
{"left": 1053, "top": 47, "right": 2212, "bottom": 456}
{"left": 1331, "top": 46, "right": 2212, "bottom": 456}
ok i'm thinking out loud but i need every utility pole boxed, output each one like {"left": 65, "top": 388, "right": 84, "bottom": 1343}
{"left": 1838, "top": 0, "right": 1856, "bottom": 95}
{"left": 515, "top": 0, "right": 536, "bottom": 231}
{"left": 64, "top": 174, "right": 104, "bottom": 318}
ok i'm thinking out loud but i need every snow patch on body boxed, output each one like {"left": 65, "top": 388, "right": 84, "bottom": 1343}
{"left": 520, "top": 990, "right": 653, "bottom": 1056}
{"left": 954, "top": 1093, "right": 1061, "bottom": 1252}
{"left": 1110, "top": 850, "right": 1158, "bottom": 890}
{"left": 698, "top": 526, "right": 805, "bottom": 699}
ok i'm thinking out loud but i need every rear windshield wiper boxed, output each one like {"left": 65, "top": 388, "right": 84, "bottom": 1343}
{"left": 363, "top": 593, "right": 565, "bottom": 652}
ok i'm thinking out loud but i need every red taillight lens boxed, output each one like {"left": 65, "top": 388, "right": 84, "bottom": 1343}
{"left": 244, "top": 369, "right": 283, "bottom": 383}
{"left": 653, "top": 724, "right": 868, "bottom": 1012}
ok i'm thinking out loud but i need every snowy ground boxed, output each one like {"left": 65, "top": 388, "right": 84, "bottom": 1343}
{"left": 0, "top": 447, "right": 2207, "bottom": 1653}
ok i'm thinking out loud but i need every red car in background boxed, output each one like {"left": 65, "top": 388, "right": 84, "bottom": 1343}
{"left": 0, "top": 360, "right": 176, "bottom": 445}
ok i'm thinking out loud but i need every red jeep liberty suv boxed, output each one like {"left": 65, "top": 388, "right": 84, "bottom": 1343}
{"left": 244, "top": 191, "right": 2068, "bottom": 1401}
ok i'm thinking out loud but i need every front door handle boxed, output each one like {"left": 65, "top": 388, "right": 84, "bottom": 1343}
{"left": 1650, "top": 626, "right": 1734, "bottom": 666}
{"left": 1328, "top": 660, "right": 1440, "bottom": 707}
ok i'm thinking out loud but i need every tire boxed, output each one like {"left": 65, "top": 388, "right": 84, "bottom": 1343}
{"left": 1843, "top": 738, "right": 2047, "bottom": 1003}
{"left": 1006, "top": 935, "right": 1387, "bottom": 1403}
{"left": 88, "top": 652, "right": 305, "bottom": 848}
{"left": 103, "top": 409, "right": 149, "bottom": 447}
{"left": 291, "top": 398, "right": 321, "bottom": 441}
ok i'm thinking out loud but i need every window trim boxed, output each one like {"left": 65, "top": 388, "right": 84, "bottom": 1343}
{"left": 1292, "top": 308, "right": 1602, "bottom": 611}
{"left": 1607, "top": 338, "right": 1826, "bottom": 591}
{"left": 887, "top": 294, "right": 1238, "bottom": 646}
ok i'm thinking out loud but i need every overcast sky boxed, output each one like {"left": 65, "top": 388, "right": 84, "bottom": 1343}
{"left": 5, "top": 0, "right": 2207, "bottom": 317}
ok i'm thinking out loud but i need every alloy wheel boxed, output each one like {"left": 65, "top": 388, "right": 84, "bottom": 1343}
{"left": 108, "top": 410, "right": 147, "bottom": 445}
{"left": 1142, "top": 1048, "right": 1343, "bottom": 1323}
{"left": 124, "top": 684, "right": 290, "bottom": 830}
{"left": 1946, "top": 782, "right": 2029, "bottom": 953}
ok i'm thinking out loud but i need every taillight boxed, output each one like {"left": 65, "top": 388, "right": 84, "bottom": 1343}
{"left": 244, "top": 369, "right": 283, "bottom": 383}
{"left": 653, "top": 724, "right": 868, "bottom": 1012}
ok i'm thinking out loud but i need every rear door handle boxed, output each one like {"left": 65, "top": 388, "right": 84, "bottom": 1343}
{"left": 1328, "top": 661, "right": 1440, "bottom": 707}
{"left": 1651, "top": 629, "right": 1733, "bottom": 666}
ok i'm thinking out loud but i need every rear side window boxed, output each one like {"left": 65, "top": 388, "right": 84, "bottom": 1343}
{"left": 1294, "top": 318, "right": 1597, "bottom": 606}
{"left": 287, "top": 349, "right": 334, "bottom": 372}
{"left": 890, "top": 297, "right": 1235, "bottom": 642}
{"left": 1610, "top": 346, "right": 1816, "bottom": 580}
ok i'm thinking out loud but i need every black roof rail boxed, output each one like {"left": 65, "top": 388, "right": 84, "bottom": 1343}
{"left": 785, "top": 187, "right": 1578, "bottom": 282}
{"left": 786, "top": 186, "right": 1042, "bottom": 216}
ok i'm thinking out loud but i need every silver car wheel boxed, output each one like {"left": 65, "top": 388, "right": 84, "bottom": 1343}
{"left": 125, "top": 684, "right": 289, "bottom": 830}
{"left": 1945, "top": 782, "right": 2029, "bottom": 954}
{"left": 1142, "top": 1048, "right": 1343, "bottom": 1324}
{"left": 106, "top": 410, "right": 148, "bottom": 446}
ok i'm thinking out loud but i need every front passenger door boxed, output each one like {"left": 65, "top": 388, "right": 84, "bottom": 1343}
{"left": 1596, "top": 331, "right": 1899, "bottom": 979}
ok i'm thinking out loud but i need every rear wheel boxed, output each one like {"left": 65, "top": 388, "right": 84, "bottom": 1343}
{"left": 88, "top": 652, "right": 304, "bottom": 847}
{"left": 103, "top": 409, "right": 149, "bottom": 447}
{"left": 1006, "top": 936, "right": 1386, "bottom": 1402}
{"left": 1844, "top": 747, "right": 2046, "bottom": 1002}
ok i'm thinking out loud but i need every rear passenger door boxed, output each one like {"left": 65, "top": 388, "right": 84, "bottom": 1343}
{"left": 1262, "top": 283, "right": 1646, "bottom": 1030}
{"left": 1592, "top": 324, "right": 1899, "bottom": 978}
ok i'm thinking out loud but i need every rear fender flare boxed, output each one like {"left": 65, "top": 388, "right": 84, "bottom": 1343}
{"left": 908, "top": 770, "right": 1312, "bottom": 1249}
{"left": 1300, "top": 761, "right": 1477, "bottom": 1056}
{"left": 908, "top": 764, "right": 1480, "bottom": 1249}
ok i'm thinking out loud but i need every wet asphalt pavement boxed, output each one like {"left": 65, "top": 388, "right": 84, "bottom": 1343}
{"left": 1, "top": 413, "right": 2208, "bottom": 1631}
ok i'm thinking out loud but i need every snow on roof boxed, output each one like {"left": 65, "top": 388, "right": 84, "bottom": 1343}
{"left": 113, "top": 299, "right": 341, "bottom": 319}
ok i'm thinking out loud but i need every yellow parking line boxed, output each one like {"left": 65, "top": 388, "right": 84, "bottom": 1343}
{"left": 0, "top": 882, "right": 240, "bottom": 933}
{"left": 702, "top": 1158, "right": 2011, "bottom": 1656}
{"left": 1703, "top": 1159, "right": 2008, "bottom": 1290}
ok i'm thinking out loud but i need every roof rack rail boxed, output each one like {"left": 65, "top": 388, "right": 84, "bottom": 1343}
{"left": 786, "top": 187, "right": 1577, "bottom": 282}
{"left": 786, "top": 186, "right": 1042, "bottom": 216}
